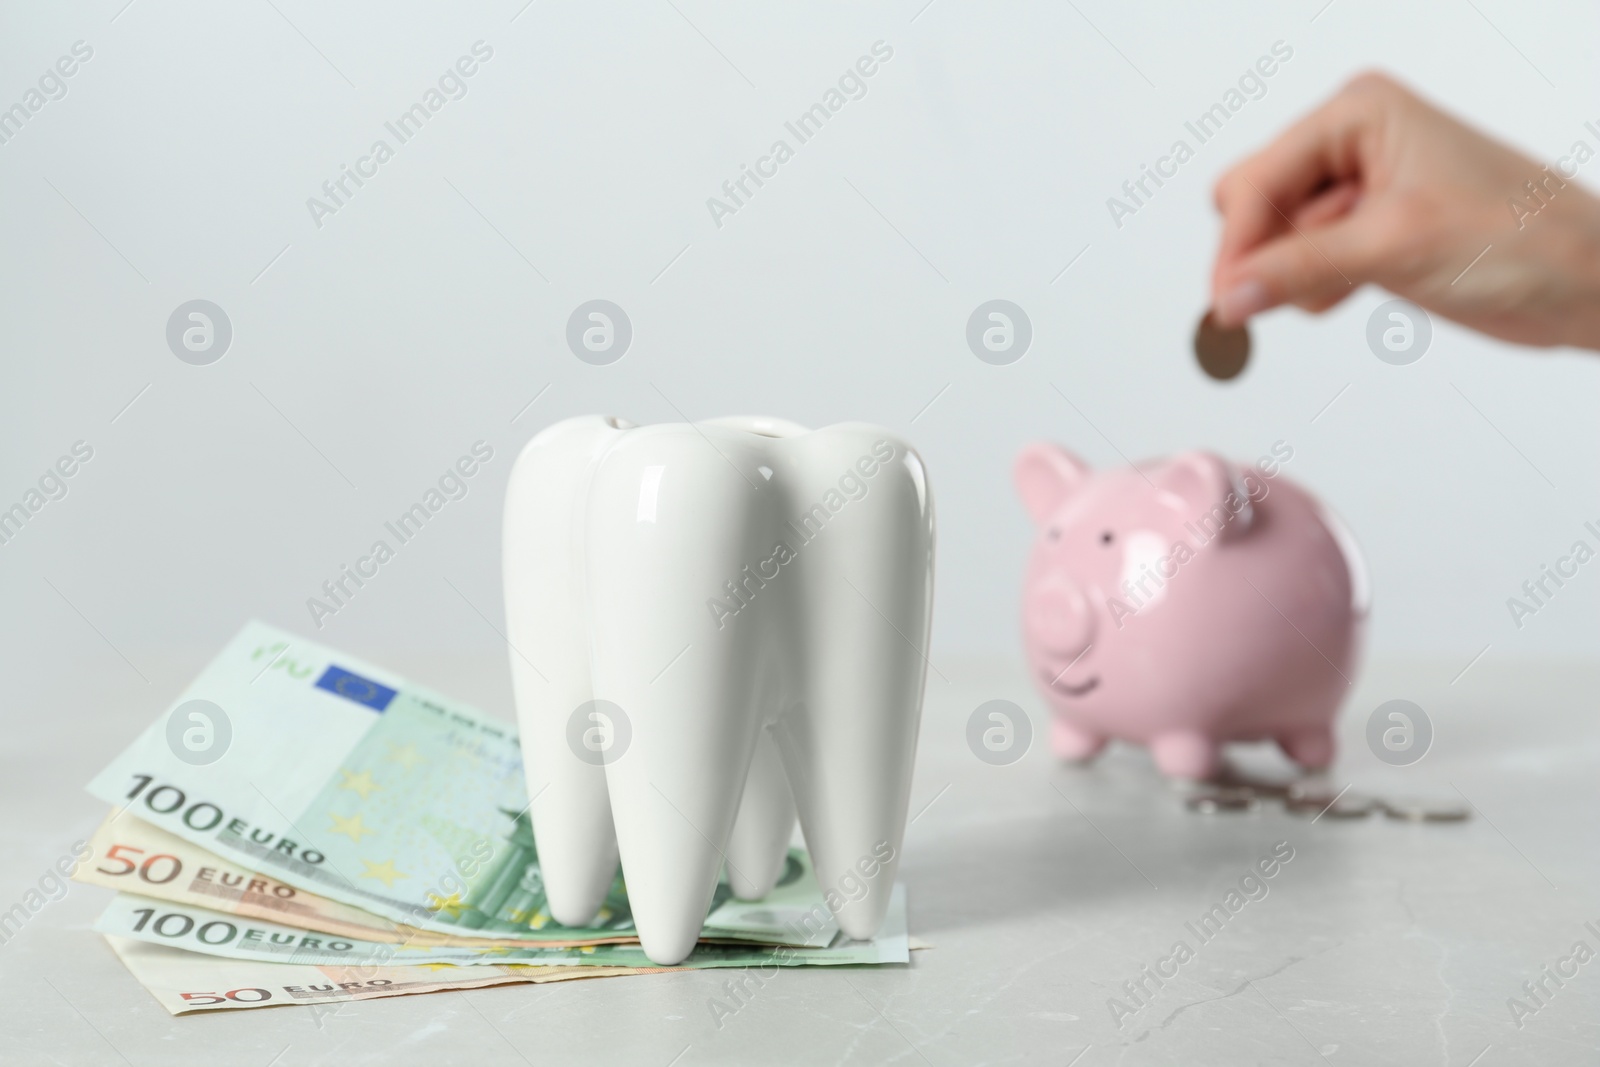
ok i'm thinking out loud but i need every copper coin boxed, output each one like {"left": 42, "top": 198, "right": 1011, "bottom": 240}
{"left": 1184, "top": 788, "right": 1260, "bottom": 814}
{"left": 1285, "top": 779, "right": 1339, "bottom": 802}
{"left": 1213, "top": 764, "right": 1294, "bottom": 798}
{"left": 1194, "top": 310, "right": 1250, "bottom": 380}
{"left": 1285, "top": 788, "right": 1379, "bottom": 819}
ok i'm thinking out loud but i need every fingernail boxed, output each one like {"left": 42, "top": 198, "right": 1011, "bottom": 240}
{"left": 1214, "top": 280, "right": 1270, "bottom": 327}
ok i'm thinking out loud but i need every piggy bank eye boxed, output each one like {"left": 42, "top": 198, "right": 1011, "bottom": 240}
{"left": 1100, "top": 531, "right": 1114, "bottom": 545}
{"left": 1047, "top": 527, "right": 1061, "bottom": 542}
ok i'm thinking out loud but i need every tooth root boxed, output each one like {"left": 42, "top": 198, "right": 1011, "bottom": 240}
{"left": 781, "top": 431, "right": 934, "bottom": 941}
{"left": 527, "top": 707, "right": 619, "bottom": 928}
{"left": 725, "top": 730, "right": 797, "bottom": 901}
{"left": 585, "top": 428, "right": 776, "bottom": 965}
{"left": 503, "top": 416, "right": 621, "bottom": 926}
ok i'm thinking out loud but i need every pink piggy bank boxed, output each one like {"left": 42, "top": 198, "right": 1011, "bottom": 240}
{"left": 1014, "top": 443, "right": 1366, "bottom": 780}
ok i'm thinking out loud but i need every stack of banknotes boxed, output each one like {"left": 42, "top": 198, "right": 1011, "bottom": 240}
{"left": 76, "top": 622, "right": 909, "bottom": 1015}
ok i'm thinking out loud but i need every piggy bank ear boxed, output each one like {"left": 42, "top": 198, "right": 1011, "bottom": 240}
{"left": 1014, "top": 444, "right": 1090, "bottom": 524}
{"left": 1152, "top": 452, "right": 1253, "bottom": 538}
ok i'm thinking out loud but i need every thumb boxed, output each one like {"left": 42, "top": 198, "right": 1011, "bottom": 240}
{"left": 1213, "top": 214, "right": 1376, "bottom": 325}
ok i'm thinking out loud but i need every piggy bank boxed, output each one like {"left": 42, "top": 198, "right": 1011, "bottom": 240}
{"left": 1014, "top": 444, "right": 1366, "bottom": 780}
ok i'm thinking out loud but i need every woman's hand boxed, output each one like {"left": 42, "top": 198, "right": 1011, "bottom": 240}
{"left": 1210, "top": 72, "right": 1600, "bottom": 351}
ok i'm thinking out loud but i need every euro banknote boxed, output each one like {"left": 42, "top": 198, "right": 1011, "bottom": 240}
{"left": 96, "top": 885, "right": 910, "bottom": 969}
{"left": 86, "top": 621, "right": 840, "bottom": 947}
{"left": 74, "top": 807, "right": 838, "bottom": 949}
{"left": 104, "top": 935, "right": 667, "bottom": 1016}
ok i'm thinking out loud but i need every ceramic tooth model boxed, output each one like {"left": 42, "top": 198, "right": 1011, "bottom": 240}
{"left": 504, "top": 415, "right": 935, "bottom": 965}
{"left": 1014, "top": 444, "right": 1366, "bottom": 781}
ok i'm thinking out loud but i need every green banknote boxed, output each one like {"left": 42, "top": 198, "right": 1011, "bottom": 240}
{"left": 77, "top": 806, "right": 841, "bottom": 948}
{"left": 95, "top": 886, "right": 910, "bottom": 969}
{"left": 86, "top": 622, "right": 839, "bottom": 947}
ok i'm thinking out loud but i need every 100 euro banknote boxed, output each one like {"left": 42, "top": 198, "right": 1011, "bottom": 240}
{"left": 87, "top": 622, "right": 840, "bottom": 947}
{"left": 75, "top": 807, "right": 840, "bottom": 948}
{"left": 96, "top": 886, "right": 910, "bottom": 969}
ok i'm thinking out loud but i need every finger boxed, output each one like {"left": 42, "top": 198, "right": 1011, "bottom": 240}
{"left": 1286, "top": 194, "right": 1365, "bottom": 316}
{"left": 1213, "top": 214, "right": 1376, "bottom": 326}
{"left": 1293, "top": 180, "right": 1361, "bottom": 229}
{"left": 1211, "top": 78, "right": 1380, "bottom": 280}
{"left": 1293, "top": 290, "right": 1358, "bottom": 315}
{"left": 1214, "top": 91, "right": 1369, "bottom": 257}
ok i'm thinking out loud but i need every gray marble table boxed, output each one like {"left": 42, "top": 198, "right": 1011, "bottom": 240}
{"left": 3, "top": 655, "right": 1597, "bottom": 1066}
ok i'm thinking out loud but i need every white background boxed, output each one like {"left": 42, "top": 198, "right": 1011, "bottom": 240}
{"left": 2, "top": 0, "right": 1597, "bottom": 734}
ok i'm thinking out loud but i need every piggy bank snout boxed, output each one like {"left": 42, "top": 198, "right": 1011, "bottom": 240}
{"left": 1025, "top": 577, "right": 1096, "bottom": 657}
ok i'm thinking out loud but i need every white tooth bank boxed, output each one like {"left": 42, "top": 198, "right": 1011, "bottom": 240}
{"left": 503, "top": 415, "right": 936, "bottom": 965}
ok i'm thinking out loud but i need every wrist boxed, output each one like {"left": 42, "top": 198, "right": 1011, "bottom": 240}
{"left": 1548, "top": 187, "right": 1600, "bottom": 350}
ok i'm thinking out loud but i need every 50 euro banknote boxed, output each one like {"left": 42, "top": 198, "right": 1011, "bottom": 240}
{"left": 95, "top": 886, "right": 910, "bottom": 969}
{"left": 74, "top": 807, "right": 838, "bottom": 949}
{"left": 86, "top": 621, "right": 842, "bottom": 947}
{"left": 104, "top": 935, "right": 668, "bottom": 1016}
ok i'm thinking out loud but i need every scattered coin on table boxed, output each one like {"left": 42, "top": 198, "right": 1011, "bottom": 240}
{"left": 1380, "top": 797, "right": 1471, "bottom": 822}
{"left": 1178, "top": 775, "right": 1467, "bottom": 824}
{"left": 1185, "top": 787, "right": 1260, "bottom": 814}
{"left": 1289, "top": 791, "right": 1380, "bottom": 818}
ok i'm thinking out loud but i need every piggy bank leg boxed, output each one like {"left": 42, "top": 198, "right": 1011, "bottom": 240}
{"left": 1149, "top": 732, "right": 1220, "bottom": 780}
{"left": 1052, "top": 716, "right": 1107, "bottom": 762}
{"left": 1278, "top": 728, "right": 1335, "bottom": 770}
